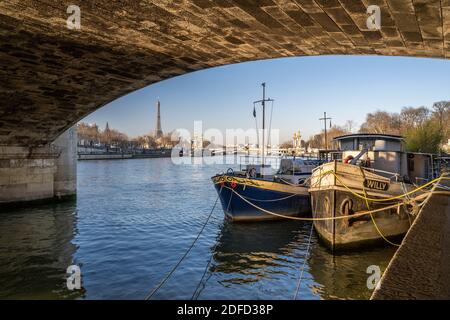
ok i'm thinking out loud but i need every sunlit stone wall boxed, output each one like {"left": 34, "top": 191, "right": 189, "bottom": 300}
{"left": 0, "top": 127, "right": 76, "bottom": 204}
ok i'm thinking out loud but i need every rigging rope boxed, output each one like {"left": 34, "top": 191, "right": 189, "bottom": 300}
{"left": 145, "top": 186, "right": 223, "bottom": 300}
{"left": 267, "top": 99, "right": 274, "bottom": 152}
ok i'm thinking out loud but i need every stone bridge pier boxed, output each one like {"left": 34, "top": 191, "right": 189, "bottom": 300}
{"left": 0, "top": 127, "right": 77, "bottom": 205}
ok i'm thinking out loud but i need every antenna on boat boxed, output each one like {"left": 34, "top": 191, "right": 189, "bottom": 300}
{"left": 319, "top": 112, "right": 332, "bottom": 152}
{"left": 253, "top": 83, "right": 274, "bottom": 172}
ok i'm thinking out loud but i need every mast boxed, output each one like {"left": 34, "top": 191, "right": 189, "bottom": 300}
{"left": 262, "top": 82, "right": 266, "bottom": 168}
{"left": 253, "top": 83, "right": 274, "bottom": 173}
{"left": 319, "top": 112, "right": 332, "bottom": 159}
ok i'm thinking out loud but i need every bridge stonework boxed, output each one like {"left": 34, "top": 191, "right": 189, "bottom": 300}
{"left": 0, "top": 0, "right": 449, "bottom": 203}
{"left": 1, "top": 0, "right": 449, "bottom": 146}
{"left": 0, "top": 127, "right": 77, "bottom": 204}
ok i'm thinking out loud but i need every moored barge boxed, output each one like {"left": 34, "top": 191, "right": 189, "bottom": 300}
{"left": 211, "top": 83, "right": 324, "bottom": 222}
{"left": 309, "top": 133, "right": 440, "bottom": 250}
{"left": 212, "top": 157, "right": 323, "bottom": 221}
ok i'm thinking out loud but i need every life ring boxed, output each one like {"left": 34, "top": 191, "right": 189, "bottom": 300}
{"left": 343, "top": 155, "right": 354, "bottom": 164}
{"left": 227, "top": 168, "right": 234, "bottom": 175}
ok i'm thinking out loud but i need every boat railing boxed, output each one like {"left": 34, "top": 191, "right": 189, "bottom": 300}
{"left": 238, "top": 155, "right": 282, "bottom": 171}
{"left": 415, "top": 177, "right": 430, "bottom": 185}
{"left": 311, "top": 161, "right": 401, "bottom": 182}
{"left": 361, "top": 167, "right": 400, "bottom": 181}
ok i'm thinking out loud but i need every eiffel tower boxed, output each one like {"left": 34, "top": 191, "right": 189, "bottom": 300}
{"left": 154, "top": 99, "right": 163, "bottom": 139}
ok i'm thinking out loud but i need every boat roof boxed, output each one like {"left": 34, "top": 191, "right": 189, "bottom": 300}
{"left": 333, "top": 133, "right": 404, "bottom": 141}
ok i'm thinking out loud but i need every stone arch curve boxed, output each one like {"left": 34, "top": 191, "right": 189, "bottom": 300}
{"left": 0, "top": 0, "right": 448, "bottom": 145}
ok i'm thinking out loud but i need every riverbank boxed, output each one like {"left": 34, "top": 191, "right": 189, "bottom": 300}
{"left": 78, "top": 149, "right": 173, "bottom": 160}
{"left": 372, "top": 175, "right": 450, "bottom": 299}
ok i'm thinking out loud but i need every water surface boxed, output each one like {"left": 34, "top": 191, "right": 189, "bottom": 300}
{"left": 0, "top": 157, "right": 396, "bottom": 299}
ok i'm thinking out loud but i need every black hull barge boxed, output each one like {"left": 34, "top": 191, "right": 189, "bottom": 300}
{"left": 309, "top": 161, "right": 413, "bottom": 250}
{"left": 309, "top": 134, "right": 441, "bottom": 251}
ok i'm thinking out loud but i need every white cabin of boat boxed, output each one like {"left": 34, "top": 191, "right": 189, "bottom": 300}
{"left": 330, "top": 133, "right": 439, "bottom": 184}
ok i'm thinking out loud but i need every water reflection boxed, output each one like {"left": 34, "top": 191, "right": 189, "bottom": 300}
{"left": 213, "top": 220, "right": 304, "bottom": 283}
{"left": 307, "top": 242, "right": 397, "bottom": 300}
{"left": 0, "top": 201, "right": 84, "bottom": 299}
{"left": 194, "top": 220, "right": 314, "bottom": 299}
{"left": 204, "top": 219, "right": 396, "bottom": 300}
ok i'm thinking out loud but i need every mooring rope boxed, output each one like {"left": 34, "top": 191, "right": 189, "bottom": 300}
{"left": 145, "top": 186, "right": 223, "bottom": 300}
{"left": 241, "top": 192, "right": 298, "bottom": 202}
{"left": 359, "top": 167, "right": 401, "bottom": 247}
{"left": 278, "top": 177, "right": 309, "bottom": 187}
{"left": 190, "top": 225, "right": 222, "bottom": 300}
{"left": 293, "top": 222, "right": 314, "bottom": 300}
{"left": 435, "top": 183, "right": 450, "bottom": 191}
{"left": 310, "top": 171, "right": 450, "bottom": 203}
{"left": 224, "top": 185, "right": 450, "bottom": 222}
{"left": 226, "top": 186, "right": 403, "bottom": 221}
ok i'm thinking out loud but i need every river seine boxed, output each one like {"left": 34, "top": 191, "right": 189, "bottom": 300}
{"left": 0, "top": 157, "right": 396, "bottom": 299}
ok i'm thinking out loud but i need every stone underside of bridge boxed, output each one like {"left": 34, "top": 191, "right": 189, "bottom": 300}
{"left": 0, "top": 0, "right": 449, "bottom": 147}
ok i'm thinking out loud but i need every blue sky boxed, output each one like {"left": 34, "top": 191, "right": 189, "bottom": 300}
{"left": 82, "top": 55, "right": 450, "bottom": 142}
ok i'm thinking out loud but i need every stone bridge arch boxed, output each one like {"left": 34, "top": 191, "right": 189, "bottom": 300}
{"left": 0, "top": 0, "right": 449, "bottom": 146}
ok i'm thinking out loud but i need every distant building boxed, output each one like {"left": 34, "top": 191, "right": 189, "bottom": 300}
{"left": 154, "top": 100, "right": 163, "bottom": 139}
{"left": 104, "top": 121, "right": 112, "bottom": 145}
{"left": 293, "top": 130, "right": 302, "bottom": 149}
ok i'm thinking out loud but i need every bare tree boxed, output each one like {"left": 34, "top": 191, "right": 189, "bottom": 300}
{"left": 280, "top": 141, "right": 293, "bottom": 149}
{"left": 344, "top": 120, "right": 357, "bottom": 133}
{"left": 400, "top": 106, "right": 429, "bottom": 132}
{"left": 307, "top": 125, "right": 349, "bottom": 149}
{"left": 359, "top": 110, "right": 401, "bottom": 135}
{"left": 432, "top": 101, "right": 450, "bottom": 130}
